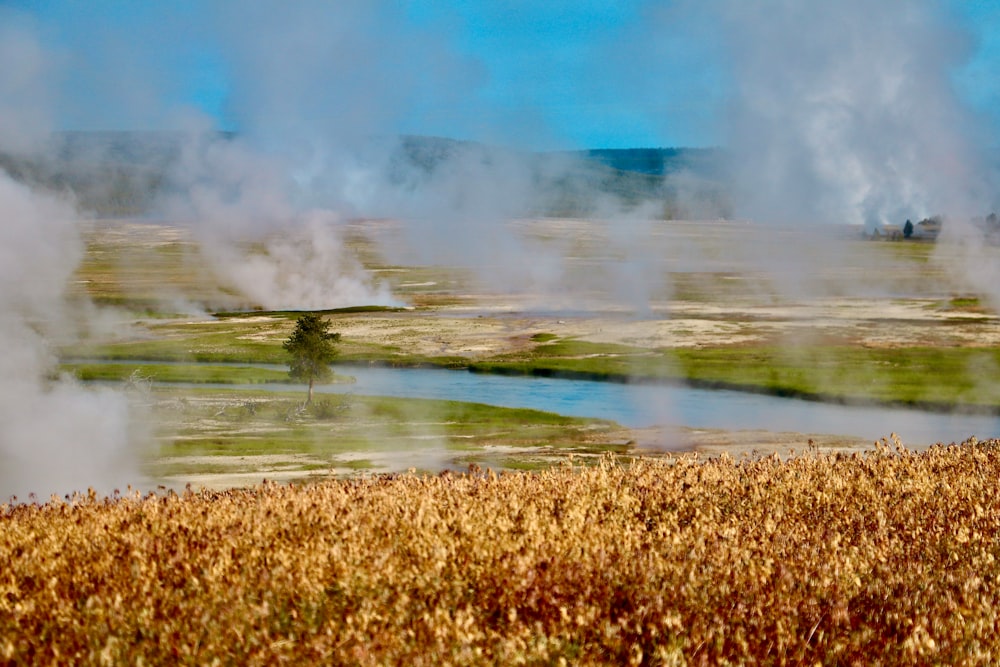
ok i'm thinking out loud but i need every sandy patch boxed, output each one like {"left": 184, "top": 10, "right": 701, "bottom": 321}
{"left": 630, "top": 425, "right": 914, "bottom": 460}
{"left": 331, "top": 313, "right": 535, "bottom": 358}
{"left": 236, "top": 328, "right": 288, "bottom": 342}
{"left": 322, "top": 295, "right": 1000, "bottom": 360}
{"left": 155, "top": 428, "right": 896, "bottom": 492}
{"left": 157, "top": 453, "right": 323, "bottom": 467}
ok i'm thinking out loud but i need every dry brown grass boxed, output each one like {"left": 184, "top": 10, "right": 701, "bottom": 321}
{"left": 3, "top": 440, "right": 1000, "bottom": 664}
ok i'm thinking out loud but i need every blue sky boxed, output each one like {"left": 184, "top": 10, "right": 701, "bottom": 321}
{"left": 4, "top": 0, "right": 1000, "bottom": 150}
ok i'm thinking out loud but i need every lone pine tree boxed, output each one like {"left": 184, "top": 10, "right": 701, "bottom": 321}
{"left": 283, "top": 313, "right": 341, "bottom": 405}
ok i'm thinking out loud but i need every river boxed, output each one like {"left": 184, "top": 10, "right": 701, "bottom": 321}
{"left": 82, "top": 360, "right": 1000, "bottom": 445}
{"left": 300, "top": 365, "right": 996, "bottom": 446}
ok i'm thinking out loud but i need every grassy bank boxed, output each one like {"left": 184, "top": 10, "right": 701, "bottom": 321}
{"left": 672, "top": 345, "right": 1000, "bottom": 410}
{"left": 473, "top": 342, "right": 1000, "bottom": 411}
{"left": 62, "top": 362, "right": 294, "bottom": 385}
{"left": 67, "top": 318, "right": 1000, "bottom": 411}
{"left": 143, "top": 387, "right": 630, "bottom": 481}
{"left": 5, "top": 444, "right": 1000, "bottom": 664}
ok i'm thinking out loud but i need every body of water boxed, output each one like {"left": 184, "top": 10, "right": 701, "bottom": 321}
{"left": 82, "top": 360, "right": 1000, "bottom": 446}
{"left": 308, "top": 366, "right": 997, "bottom": 446}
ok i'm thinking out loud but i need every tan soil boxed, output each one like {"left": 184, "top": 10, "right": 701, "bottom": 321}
{"left": 318, "top": 295, "right": 1000, "bottom": 362}
{"left": 159, "top": 427, "right": 892, "bottom": 492}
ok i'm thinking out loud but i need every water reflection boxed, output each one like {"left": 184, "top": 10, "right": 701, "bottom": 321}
{"left": 309, "top": 366, "right": 999, "bottom": 446}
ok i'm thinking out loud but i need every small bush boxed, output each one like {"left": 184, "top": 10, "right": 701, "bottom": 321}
{"left": 309, "top": 397, "right": 347, "bottom": 420}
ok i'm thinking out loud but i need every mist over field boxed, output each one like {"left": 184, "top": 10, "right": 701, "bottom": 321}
{"left": 719, "top": 0, "right": 1000, "bottom": 312}
{"left": 724, "top": 2, "right": 990, "bottom": 227}
{"left": 1, "top": 1, "right": 1000, "bottom": 495}
{"left": 0, "top": 164, "right": 139, "bottom": 499}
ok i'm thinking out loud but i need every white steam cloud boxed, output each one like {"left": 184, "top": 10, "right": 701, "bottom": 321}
{"left": 157, "top": 126, "right": 394, "bottom": 311}
{"left": 0, "top": 14, "right": 142, "bottom": 499}
{"left": 0, "top": 174, "right": 139, "bottom": 500}
{"left": 712, "top": 0, "right": 1000, "bottom": 319}
{"left": 722, "top": 0, "right": 993, "bottom": 229}
{"left": 158, "top": 1, "right": 571, "bottom": 310}
{"left": 0, "top": 11, "right": 55, "bottom": 155}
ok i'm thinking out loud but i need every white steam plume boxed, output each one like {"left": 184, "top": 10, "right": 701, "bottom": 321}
{"left": 711, "top": 0, "right": 1000, "bottom": 322}
{"left": 152, "top": 10, "right": 576, "bottom": 311}
{"left": 0, "top": 15, "right": 142, "bottom": 500}
{"left": 0, "top": 174, "right": 140, "bottom": 500}
{"left": 0, "top": 10, "right": 55, "bottom": 155}
{"left": 198, "top": 2, "right": 673, "bottom": 313}
{"left": 157, "top": 126, "right": 394, "bottom": 311}
{"left": 201, "top": 210, "right": 396, "bottom": 311}
{"left": 722, "top": 0, "right": 992, "bottom": 229}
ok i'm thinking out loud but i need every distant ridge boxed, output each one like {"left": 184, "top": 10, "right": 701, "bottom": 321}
{"left": 388, "top": 136, "right": 724, "bottom": 177}
{"left": 583, "top": 147, "right": 722, "bottom": 177}
{"left": 0, "top": 132, "right": 729, "bottom": 219}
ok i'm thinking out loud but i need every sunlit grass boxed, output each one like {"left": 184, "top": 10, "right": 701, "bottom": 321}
{"left": 6, "top": 443, "right": 1000, "bottom": 663}
{"left": 671, "top": 345, "right": 1000, "bottom": 409}
{"left": 62, "top": 362, "right": 293, "bottom": 384}
{"left": 144, "top": 387, "right": 628, "bottom": 479}
{"left": 65, "top": 312, "right": 1000, "bottom": 410}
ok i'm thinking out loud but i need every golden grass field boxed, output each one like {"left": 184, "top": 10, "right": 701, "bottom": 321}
{"left": 4, "top": 441, "right": 1000, "bottom": 664}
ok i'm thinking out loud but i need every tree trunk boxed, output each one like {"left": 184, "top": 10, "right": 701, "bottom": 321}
{"left": 307, "top": 377, "right": 314, "bottom": 405}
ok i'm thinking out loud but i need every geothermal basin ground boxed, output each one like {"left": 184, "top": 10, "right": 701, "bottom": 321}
{"left": 63, "top": 218, "right": 1000, "bottom": 489}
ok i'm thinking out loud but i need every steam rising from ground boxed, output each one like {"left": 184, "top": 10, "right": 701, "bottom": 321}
{"left": 698, "top": 0, "right": 1000, "bottom": 324}
{"left": 716, "top": 0, "right": 1000, "bottom": 319}
{"left": 0, "top": 174, "right": 140, "bottom": 500}
{"left": 723, "top": 0, "right": 991, "bottom": 230}
{"left": 202, "top": 212, "right": 396, "bottom": 311}
{"left": 0, "top": 14, "right": 145, "bottom": 499}
{"left": 158, "top": 129, "right": 394, "bottom": 310}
